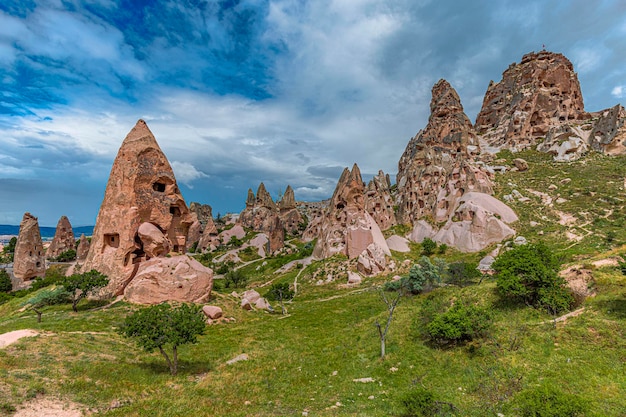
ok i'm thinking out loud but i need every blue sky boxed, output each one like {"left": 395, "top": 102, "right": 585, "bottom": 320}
{"left": 0, "top": 0, "right": 625, "bottom": 226}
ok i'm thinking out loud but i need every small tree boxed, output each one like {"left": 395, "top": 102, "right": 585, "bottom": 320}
{"left": 385, "top": 256, "right": 445, "bottom": 294}
{"left": 0, "top": 269, "right": 12, "bottom": 293}
{"left": 492, "top": 243, "right": 573, "bottom": 314}
{"left": 421, "top": 238, "right": 437, "bottom": 256}
{"left": 54, "top": 249, "right": 76, "bottom": 262}
{"left": 446, "top": 261, "right": 482, "bottom": 287}
{"left": 119, "top": 303, "right": 206, "bottom": 375}
{"left": 265, "top": 282, "right": 294, "bottom": 315}
{"left": 375, "top": 286, "right": 404, "bottom": 359}
{"left": 426, "top": 303, "right": 492, "bottom": 346}
{"left": 21, "top": 287, "right": 70, "bottom": 322}
{"left": 224, "top": 269, "right": 248, "bottom": 288}
{"left": 61, "top": 269, "right": 109, "bottom": 312}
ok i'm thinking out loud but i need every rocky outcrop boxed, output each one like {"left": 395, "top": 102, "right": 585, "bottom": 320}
{"left": 301, "top": 201, "right": 328, "bottom": 242}
{"left": 13, "top": 212, "right": 45, "bottom": 281}
{"left": 238, "top": 183, "right": 284, "bottom": 252}
{"left": 124, "top": 256, "right": 213, "bottom": 304}
{"left": 476, "top": 50, "right": 626, "bottom": 160}
{"left": 46, "top": 216, "right": 75, "bottom": 259}
{"left": 476, "top": 51, "right": 586, "bottom": 150}
{"left": 396, "top": 79, "right": 493, "bottom": 225}
{"left": 365, "top": 170, "right": 396, "bottom": 231}
{"left": 278, "top": 185, "right": 304, "bottom": 235}
{"left": 313, "top": 164, "right": 391, "bottom": 271}
{"left": 76, "top": 234, "right": 90, "bottom": 260}
{"left": 188, "top": 202, "right": 218, "bottom": 250}
{"left": 82, "top": 120, "right": 212, "bottom": 299}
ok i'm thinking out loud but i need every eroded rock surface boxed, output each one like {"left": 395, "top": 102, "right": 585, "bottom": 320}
{"left": 238, "top": 183, "right": 284, "bottom": 253}
{"left": 278, "top": 185, "right": 304, "bottom": 235}
{"left": 13, "top": 212, "right": 45, "bottom": 281}
{"left": 46, "top": 216, "right": 75, "bottom": 259}
{"left": 76, "top": 234, "right": 90, "bottom": 260}
{"left": 82, "top": 120, "right": 211, "bottom": 299}
{"left": 365, "top": 170, "right": 396, "bottom": 231}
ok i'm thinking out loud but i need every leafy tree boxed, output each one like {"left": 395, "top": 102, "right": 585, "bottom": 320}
{"left": 385, "top": 256, "right": 445, "bottom": 294}
{"left": 61, "top": 269, "right": 109, "bottom": 312}
{"left": 1, "top": 237, "right": 17, "bottom": 263}
{"left": 224, "top": 269, "right": 248, "bottom": 289}
{"left": 426, "top": 302, "right": 492, "bottom": 345}
{"left": 421, "top": 238, "right": 437, "bottom": 256}
{"left": 492, "top": 243, "right": 573, "bottom": 314}
{"left": 265, "top": 282, "right": 294, "bottom": 315}
{"left": 446, "top": 261, "right": 482, "bottom": 287}
{"left": 21, "top": 287, "right": 70, "bottom": 322}
{"left": 119, "top": 303, "right": 206, "bottom": 375}
{"left": 54, "top": 249, "right": 76, "bottom": 262}
{"left": 0, "top": 269, "right": 12, "bottom": 293}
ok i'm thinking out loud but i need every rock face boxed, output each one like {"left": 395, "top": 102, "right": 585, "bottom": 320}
{"left": 396, "top": 79, "right": 493, "bottom": 225}
{"left": 188, "top": 202, "right": 218, "bottom": 249}
{"left": 365, "top": 170, "right": 396, "bottom": 231}
{"left": 313, "top": 164, "right": 391, "bottom": 270}
{"left": 76, "top": 234, "right": 90, "bottom": 260}
{"left": 13, "top": 212, "right": 45, "bottom": 281}
{"left": 476, "top": 50, "right": 626, "bottom": 160}
{"left": 278, "top": 185, "right": 304, "bottom": 235}
{"left": 124, "top": 256, "right": 212, "bottom": 304}
{"left": 476, "top": 51, "right": 586, "bottom": 150}
{"left": 238, "top": 183, "right": 284, "bottom": 253}
{"left": 46, "top": 216, "right": 75, "bottom": 259}
{"left": 82, "top": 120, "right": 212, "bottom": 299}
{"left": 301, "top": 201, "right": 328, "bottom": 242}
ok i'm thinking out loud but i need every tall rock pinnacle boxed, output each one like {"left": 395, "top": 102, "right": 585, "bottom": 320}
{"left": 13, "top": 212, "right": 45, "bottom": 281}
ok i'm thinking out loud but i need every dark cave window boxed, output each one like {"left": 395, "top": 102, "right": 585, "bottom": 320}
{"left": 153, "top": 182, "right": 166, "bottom": 192}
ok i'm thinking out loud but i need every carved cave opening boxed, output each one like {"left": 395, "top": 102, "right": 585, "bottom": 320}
{"left": 153, "top": 182, "right": 166, "bottom": 192}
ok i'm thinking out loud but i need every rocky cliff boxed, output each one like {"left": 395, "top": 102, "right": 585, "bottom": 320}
{"left": 13, "top": 212, "right": 45, "bottom": 281}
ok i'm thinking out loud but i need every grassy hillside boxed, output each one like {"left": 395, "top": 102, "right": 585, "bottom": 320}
{"left": 0, "top": 151, "right": 624, "bottom": 416}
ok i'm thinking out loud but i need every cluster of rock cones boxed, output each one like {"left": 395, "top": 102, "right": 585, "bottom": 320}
{"left": 10, "top": 50, "right": 625, "bottom": 304}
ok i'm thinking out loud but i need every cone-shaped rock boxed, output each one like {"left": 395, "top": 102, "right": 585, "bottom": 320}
{"left": 245, "top": 189, "right": 255, "bottom": 208}
{"left": 76, "top": 234, "right": 90, "bottom": 260}
{"left": 396, "top": 79, "right": 492, "bottom": 225}
{"left": 278, "top": 185, "right": 304, "bottom": 235}
{"left": 365, "top": 170, "right": 396, "bottom": 231}
{"left": 46, "top": 215, "right": 75, "bottom": 259}
{"left": 313, "top": 164, "right": 390, "bottom": 269}
{"left": 255, "top": 183, "right": 276, "bottom": 210}
{"left": 238, "top": 183, "right": 285, "bottom": 252}
{"left": 82, "top": 120, "right": 198, "bottom": 296}
{"left": 13, "top": 212, "right": 45, "bottom": 281}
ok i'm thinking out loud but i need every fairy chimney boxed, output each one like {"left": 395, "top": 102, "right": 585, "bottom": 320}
{"left": 46, "top": 215, "right": 75, "bottom": 259}
{"left": 76, "top": 234, "right": 90, "bottom": 260}
{"left": 13, "top": 212, "right": 45, "bottom": 281}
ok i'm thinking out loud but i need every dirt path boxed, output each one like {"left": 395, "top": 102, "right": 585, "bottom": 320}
{"left": 0, "top": 329, "right": 39, "bottom": 348}
{"left": 14, "top": 397, "right": 84, "bottom": 417}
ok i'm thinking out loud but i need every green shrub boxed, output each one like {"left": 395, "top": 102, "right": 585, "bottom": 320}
{"left": 492, "top": 243, "right": 573, "bottom": 314}
{"left": 32, "top": 266, "right": 66, "bottom": 290}
{"left": 0, "top": 292, "right": 12, "bottom": 305}
{"left": 398, "top": 387, "right": 455, "bottom": 416}
{"left": 0, "top": 269, "right": 12, "bottom": 293}
{"left": 510, "top": 384, "right": 588, "bottom": 417}
{"left": 426, "top": 303, "right": 492, "bottom": 345}
{"left": 617, "top": 256, "right": 626, "bottom": 275}
{"left": 224, "top": 269, "right": 248, "bottom": 289}
{"left": 61, "top": 270, "right": 109, "bottom": 312}
{"left": 421, "top": 238, "right": 437, "bottom": 256}
{"left": 446, "top": 261, "right": 481, "bottom": 287}
{"left": 54, "top": 249, "right": 76, "bottom": 262}
{"left": 385, "top": 256, "right": 445, "bottom": 294}
{"left": 265, "top": 282, "right": 294, "bottom": 301}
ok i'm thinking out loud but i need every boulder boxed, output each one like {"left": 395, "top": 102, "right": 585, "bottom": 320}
{"left": 13, "top": 212, "right": 45, "bottom": 281}
{"left": 137, "top": 222, "right": 170, "bottom": 258}
{"left": 357, "top": 243, "right": 388, "bottom": 276}
{"left": 46, "top": 215, "right": 75, "bottom": 259}
{"left": 385, "top": 235, "right": 410, "bottom": 253}
{"left": 513, "top": 158, "right": 528, "bottom": 171}
{"left": 254, "top": 297, "right": 272, "bottom": 311}
{"left": 202, "top": 305, "right": 223, "bottom": 320}
{"left": 408, "top": 220, "right": 436, "bottom": 243}
{"left": 124, "top": 255, "right": 213, "bottom": 304}
{"left": 347, "top": 271, "right": 362, "bottom": 285}
{"left": 242, "top": 289, "right": 261, "bottom": 304}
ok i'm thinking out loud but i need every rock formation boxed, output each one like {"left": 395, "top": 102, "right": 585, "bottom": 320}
{"left": 13, "top": 212, "right": 45, "bottom": 281}
{"left": 76, "top": 234, "right": 90, "bottom": 260}
{"left": 82, "top": 120, "right": 212, "bottom": 300}
{"left": 313, "top": 164, "right": 390, "bottom": 274}
{"left": 278, "top": 185, "right": 304, "bottom": 235}
{"left": 396, "top": 79, "right": 493, "bottom": 225}
{"left": 46, "top": 216, "right": 75, "bottom": 259}
{"left": 365, "top": 170, "right": 396, "bottom": 231}
{"left": 476, "top": 50, "right": 626, "bottom": 160}
{"left": 188, "top": 202, "right": 218, "bottom": 251}
{"left": 238, "top": 183, "right": 284, "bottom": 253}
{"left": 301, "top": 201, "right": 328, "bottom": 242}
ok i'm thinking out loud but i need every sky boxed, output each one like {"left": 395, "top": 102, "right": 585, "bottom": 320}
{"left": 0, "top": 0, "right": 625, "bottom": 226}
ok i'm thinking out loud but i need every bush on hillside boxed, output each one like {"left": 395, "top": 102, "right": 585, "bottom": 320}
{"left": 445, "top": 261, "right": 482, "bottom": 287}
{"left": 54, "top": 249, "right": 76, "bottom": 262}
{"left": 426, "top": 302, "right": 492, "bottom": 345}
{"left": 509, "top": 384, "right": 588, "bottom": 417}
{"left": 0, "top": 269, "right": 12, "bottom": 293}
{"left": 385, "top": 256, "right": 445, "bottom": 294}
{"left": 398, "top": 387, "right": 456, "bottom": 417}
{"left": 492, "top": 243, "right": 573, "bottom": 314}
{"left": 224, "top": 269, "right": 248, "bottom": 289}
{"left": 421, "top": 238, "right": 437, "bottom": 256}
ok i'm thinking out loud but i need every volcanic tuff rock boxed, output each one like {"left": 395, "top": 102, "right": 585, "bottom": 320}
{"left": 301, "top": 200, "right": 328, "bottom": 242}
{"left": 396, "top": 79, "right": 493, "bottom": 225}
{"left": 46, "top": 216, "right": 75, "bottom": 259}
{"left": 13, "top": 212, "right": 45, "bottom": 281}
{"left": 278, "top": 185, "right": 304, "bottom": 235}
{"left": 313, "top": 164, "right": 391, "bottom": 270}
{"left": 82, "top": 120, "right": 212, "bottom": 299}
{"left": 188, "top": 202, "right": 218, "bottom": 248}
{"left": 238, "top": 183, "right": 285, "bottom": 252}
{"left": 476, "top": 50, "right": 626, "bottom": 160}
{"left": 365, "top": 170, "right": 396, "bottom": 231}
{"left": 76, "top": 234, "right": 90, "bottom": 260}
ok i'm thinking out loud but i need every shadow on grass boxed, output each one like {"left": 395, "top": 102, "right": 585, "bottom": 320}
{"left": 594, "top": 298, "right": 626, "bottom": 319}
{"left": 139, "top": 358, "right": 213, "bottom": 376}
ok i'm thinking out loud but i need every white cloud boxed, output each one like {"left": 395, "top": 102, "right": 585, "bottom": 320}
{"left": 611, "top": 85, "right": 624, "bottom": 98}
{"left": 170, "top": 161, "right": 209, "bottom": 188}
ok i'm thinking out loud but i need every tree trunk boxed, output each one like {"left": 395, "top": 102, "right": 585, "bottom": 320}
{"left": 72, "top": 298, "right": 78, "bottom": 312}
{"left": 380, "top": 337, "right": 386, "bottom": 359}
{"left": 158, "top": 346, "right": 175, "bottom": 375}
{"left": 34, "top": 308, "right": 42, "bottom": 323}
{"left": 172, "top": 345, "right": 178, "bottom": 376}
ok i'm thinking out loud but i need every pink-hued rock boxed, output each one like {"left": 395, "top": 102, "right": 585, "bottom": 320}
{"left": 241, "top": 299, "right": 252, "bottom": 310}
{"left": 238, "top": 183, "right": 285, "bottom": 252}
{"left": 365, "top": 170, "right": 396, "bottom": 231}
{"left": 313, "top": 164, "right": 391, "bottom": 262}
{"left": 202, "top": 305, "right": 223, "bottom": 320}
{"left": 76, "top": 234, "right": 90, "bottom": 260}
{"left": 254, "top": 297, "right": 271, "bottom": 310}
{"left": 408, "top": 220, "right": 436, "bottom": 243}
{"left": 278, "top": 185, "right": 304, "bottom": 235}
{"left": 123, "top": 255, "right": 213, "bottom": 304}
{"left": 82, "top": 120, "right": 196, "bottom": 296}
{"left": 46, "top": 216, "right": 75, "bottom": 259}
{"left": 385, "top": 235, "right": 411, "bottom": 253}
{"left": 396, "top": 79, "right": 493, "bottom": 226}
{"left": 137, "top": 222, "right": 170, "bottom": 258}
{"left": 357, "top": 243, "right": 388, "bottom": 276}
{"left": 13, "top": 212, "right": 45, "bottom": 281}
{"left": 242, "top": 289, "right": 261, "bottom": 304}
{"left": 347, "top": 271, "right": 362, "bottom": 284}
